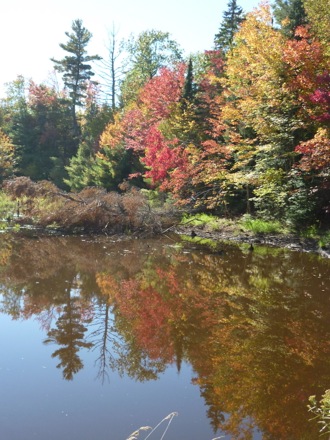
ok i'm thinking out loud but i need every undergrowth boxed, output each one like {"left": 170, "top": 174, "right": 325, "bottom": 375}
{"left": 181, "top": 213, "right": 286, "bottom": 235}
{"left": 1, "top": 177, "right": 179, "bottom": 235}
{"left": 2, "top": 177, "right": 329, "bottom": 245}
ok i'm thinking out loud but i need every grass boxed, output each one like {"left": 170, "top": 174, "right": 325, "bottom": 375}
{"left": 300, "top": 225, "right": 319, "bottom": 239}
{"left": 181, "top": 213, "right": 287, "bottom": 236}
{"left": 240, "top": 215, "right": 284, "bottom": 234}
{"left": 180, "top": 213, "right": 239, "bottom": 233}
{"left": 180, "top": 213, "right": 221, "bottom": 230}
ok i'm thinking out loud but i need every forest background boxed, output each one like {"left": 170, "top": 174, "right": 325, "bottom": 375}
{"left": 0, "top": 0, "right": 329, "bottom": 234}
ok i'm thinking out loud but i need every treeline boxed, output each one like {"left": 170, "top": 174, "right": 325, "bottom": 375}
{"left": 0, "top": 0, "right": 329, "bottom": 229}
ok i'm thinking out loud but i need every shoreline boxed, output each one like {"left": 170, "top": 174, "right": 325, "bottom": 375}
{"left": 3, "top": 220, "right": 330, "bottom": 259}
{"left": 173, "top": 225, "right": 330, "bottom": 259}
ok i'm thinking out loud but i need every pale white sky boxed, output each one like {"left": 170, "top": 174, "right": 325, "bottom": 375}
{"left": 0, "top": 0, "right": 260, "bottom": 95}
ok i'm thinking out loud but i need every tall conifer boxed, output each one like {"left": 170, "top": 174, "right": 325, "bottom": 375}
{"left": 181, "top": 58, "right": 195, "bottom": 108}
{"left": 51, "top": 19, "right": 101, "bottom": 135}
{"left": 214, "top": 0, "right": 244, "bottom": 53}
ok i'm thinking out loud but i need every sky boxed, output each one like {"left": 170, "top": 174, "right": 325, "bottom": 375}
{"left": 0, "top": 0, "right": 260, "bottom": 96}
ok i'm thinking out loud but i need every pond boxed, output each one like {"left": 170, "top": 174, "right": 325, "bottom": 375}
{"left": 0, "top": 232, "right": 329, "bottom": 440}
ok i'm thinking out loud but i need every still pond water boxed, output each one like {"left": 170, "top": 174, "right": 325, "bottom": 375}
{"left": 0, "top": 232, "right": 329, "bottom": 440}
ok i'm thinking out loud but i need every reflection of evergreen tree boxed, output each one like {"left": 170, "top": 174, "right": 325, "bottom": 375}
{"left": 89, "top": 302, "right": 118, "bottom": 383}
{"left": 44, "top": 292, "right": 93, "bottom": 380}
{"left": 2, "top": 234, "right": 330, "bottom": 438}
{"left": 174, "top": 334, "right": 184, "bottom": 373}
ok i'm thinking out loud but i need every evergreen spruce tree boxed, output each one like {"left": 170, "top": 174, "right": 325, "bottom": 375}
{"left": 64, "top": 141, "right": 95, "bottom": 190}
{"left": 272, "top": 0, "right": 308, "bottom": 37}
{"left": 51, "top": 19, "right": 101, "bottom": 135}
{"left": 181, "top": 58, "right": 195, "bottom": 109}
{"left": 214, "top": 0, "right": 244, "bottom": 53}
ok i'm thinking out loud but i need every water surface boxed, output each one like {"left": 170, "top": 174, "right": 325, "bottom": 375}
{"left": 0, "top": 233, "right": 329, "bottom": 439}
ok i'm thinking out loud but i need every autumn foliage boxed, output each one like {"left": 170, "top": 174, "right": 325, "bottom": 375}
{"left": 94, "top": 3, "right": 329, "bottom": 225}
{"left": 1, "top": 2, "right": 330, "bottom": 228}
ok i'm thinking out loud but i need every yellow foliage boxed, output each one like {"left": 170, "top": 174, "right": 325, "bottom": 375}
{"left": 0, "top": 129, "right": 16, "bottom": 179}
{"left": 99, "top": 112, "right": 124, "bottom": 149}
{"left": 96, "top": 272, "right": 119, "bottom": 303}
{"left": 304, "top": 0, "right": 330, "bottom": 56}
{"left": 223, "top": 1, "right": 290, "bottom": 140}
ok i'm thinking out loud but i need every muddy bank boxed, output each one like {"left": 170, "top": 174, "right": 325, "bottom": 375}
{"left": 174, "top": 225, "right": 330, "bottom": 258}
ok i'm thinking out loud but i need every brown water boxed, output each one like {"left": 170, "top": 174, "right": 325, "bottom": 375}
{"left": 0, "top": 232, "right": 329, "bottom": 440}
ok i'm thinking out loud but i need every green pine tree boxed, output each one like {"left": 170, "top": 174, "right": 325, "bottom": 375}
{"left": 51, "top": 19, "right": 101, "bottom": 135}
{"left": 214, "top": 0, "right": 245, "bottom": 53}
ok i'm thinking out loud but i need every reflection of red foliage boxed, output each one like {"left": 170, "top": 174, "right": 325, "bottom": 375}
{"left": 112, "top": 265, "right": 224, "bottom": 363}
{"left": 115, "top": 279, "right": 175, "bottom": 362}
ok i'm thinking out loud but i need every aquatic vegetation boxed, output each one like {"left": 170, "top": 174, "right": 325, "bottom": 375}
{"left": 308, "top": 390, "right": 330, "bottom": 437}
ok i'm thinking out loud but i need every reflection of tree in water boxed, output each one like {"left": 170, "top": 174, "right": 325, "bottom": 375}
{"left": 186, "top": 248, "right": 330, "bottom": 439}
{"left": 91, "top": 274, "right": 167, "bottom": 383}
{"left": 89, "top": 302, "right": 118, "bottom": 383}
{"left": 0, "top": 285, "right": 25, "bottom": 319}
{"left": 102, "top": 245, "right": 330, "bottom": 439}
{"left": 44, "top": 287, "right": 93, "bottom": 380}
{"left": 1, "top": 234, "right": 330, "bottom": 437}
